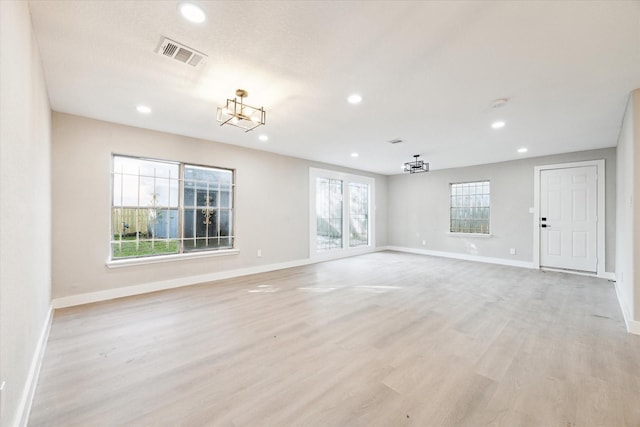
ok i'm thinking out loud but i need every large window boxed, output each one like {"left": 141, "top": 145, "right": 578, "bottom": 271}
{"left": 310, "top": 168, "right": 374, "bottom": 254}
{"left": 348, "top": 182, "right": 369, "bottom": 247}
{"left": 111, "top": 155, "right": 234, "bottom": 259}
{"left": 315, "top": 177, "right": 343, "bottom": 251}
{"left": 449, "top": 181, "right": 490, "bottom": 234}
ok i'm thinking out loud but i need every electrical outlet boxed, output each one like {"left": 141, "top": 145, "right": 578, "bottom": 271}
{"left": 257, "top": 249, "right": 262, "bottom": 257}
{"left": 509, "top": 248, "right": 516, "bottom": 255}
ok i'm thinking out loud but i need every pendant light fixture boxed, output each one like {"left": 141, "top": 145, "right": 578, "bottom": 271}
{"left": 216, "top": 89, "right": 266, "bottom": 132}
{"left": 404, "top": 154, "right": 429, "bottom": 174}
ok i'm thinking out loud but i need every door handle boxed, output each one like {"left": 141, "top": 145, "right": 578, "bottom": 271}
{"left": 541, "top": 224, "right": 550, "bottom": 228}
{"left": 541, "top": 217, "right": 547, "bottom": 221}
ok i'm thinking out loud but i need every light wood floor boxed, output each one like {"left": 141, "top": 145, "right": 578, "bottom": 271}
{"left": 29, "top": 251, "right": 640, "bottom": 426}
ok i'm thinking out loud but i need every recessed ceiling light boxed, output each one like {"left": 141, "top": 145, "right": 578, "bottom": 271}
{"left": 517, "top": 147, "right": 528, "bottom": 153}
{"left": 491, "top": 121, "right": 506, "bottom": 129}
{"left": 136, "top": 105, "right": 151, "bottom": 114}
{"left": 179, "top": 2, "right": 206, "bottom": 23}
{"left": 258, "top": 135, "right": 269, "bottom": 142}
{"left": 347, "top": 94, "right": 362, "bottom": 104}
{"left": 351, "top": 152, "right": 359, "bottom": 158}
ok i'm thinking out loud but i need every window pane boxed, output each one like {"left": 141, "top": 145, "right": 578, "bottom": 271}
{"left": 182, "top": 165, "right": 234, "bottom": 253}
{"left": 116, "top": 174, "right": 140, "bottom": 206}
{"left": 149, "top": 209, "right": 179, "bottom": 239}
{"left": 139, "top": 176, "right": 155, "bottom": 206}
{"left": 220, "top": 188, "right": 231, "bottom": 208}
{"left": 219, "top": 210, "right": 231, "bottom": 236}
{"left": 184, "top": 207, "right": 216, "bottom": 238}
{"left": 111, "top": 239, "right": 179, "bottom": 259}
{"left": 196, "top": 188, "right": 216, "bottom": 208}
{"left": 111, "top": 207, "right": 179, "bottom": 259}
{"left": 349, "top": 182, "right": 369, "bottom": 247}
{"left": 449, "top": 181, "right": 490, "bottom": 234}
{"left": 150, "top": 178, "right": 178, "bottom": 208}
{"left": 113, "top": 157, "right": 179, "bottom": 209}
{"left": 184, "top": 185, "right": 194, "bottom": 207}
{"left": 316, "top": 177, "right": 343, "bottom": 251}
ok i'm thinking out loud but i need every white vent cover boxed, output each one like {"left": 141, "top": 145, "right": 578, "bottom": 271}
{"left": 156, "top": 37, "right": 206, "bottom": 67}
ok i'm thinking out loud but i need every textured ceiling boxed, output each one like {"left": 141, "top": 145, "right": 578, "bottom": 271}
{"left": 28, "top": 1, "right": 640, "bottom": 175}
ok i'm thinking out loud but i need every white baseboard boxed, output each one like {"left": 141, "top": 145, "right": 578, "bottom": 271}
{"left": 53, "top": 247, "right": 384, "bottom": 309}
{"left": 614, "top": 281, "right": 640, "bottom": 335}
{"left": 53, "top": 258, "right": 313, "bottom": 309}
{"left": 599, "top": 271, "right": 616, "bottom": 281}
{"left": 386, "top": 246, "right": 617, "bottom": 281}
{"left": 310, "top": 246, "right": 381, "bottom": 263}
{"left": 387, "top": 246, "right": 637, "bottom": 335}
{"left": 16, "top": 305, "right": 53, "bottom": 427}
{"left": 628, "top": 319, "right": 640, "bottom": 335}
{"left": 384, "top": 246, "right": 536, "bottom": 269}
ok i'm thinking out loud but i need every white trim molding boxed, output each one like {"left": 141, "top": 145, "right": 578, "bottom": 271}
{"left": 55, "top": 259, "right": 313, "bottom": 309}
{"left": 17, "top": 305, "right": 53, "bottom": 427}
{"left": 385, "top": 246, "right": 536, "bottom": 269}
{"left": 629, "top": 320, "right": 640, "bottom": 335}
{"left": 599, "top": 271, "right": 616, "bottom": 281}
{"left": 446, "top": 232, "right": 492, "bottom": 238}
{"left": 106, "top": 248, "right": 240, "bottom": 268}
{"left": 54, "top": 247, "right": 386, "bottom": 309}
{"left": 614, "top": 281, "right": 640, "bottom": 335}
{"left": 533, "top": 159, "right": 607, "bottom": 278}
{"left": 309, "top": 167, "right": 376, "bottom": 260}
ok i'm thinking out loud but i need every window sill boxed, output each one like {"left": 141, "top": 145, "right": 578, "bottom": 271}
{"left": 446, "top": 232, "right": 492, "bottom": 238}
{"left": 106, "top": 248, "right": 240, "bottom": 268}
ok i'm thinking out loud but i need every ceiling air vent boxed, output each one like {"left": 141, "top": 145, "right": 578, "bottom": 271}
{"left": 156, "top": 37, "right": 207, "bottom": 67}
{"left": 387, "top": 138, "right": 404, "bottom": 144}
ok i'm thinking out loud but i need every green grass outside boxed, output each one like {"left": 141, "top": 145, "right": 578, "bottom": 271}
{"left": 111, "top": 237, "right": 179, "bottom": 258}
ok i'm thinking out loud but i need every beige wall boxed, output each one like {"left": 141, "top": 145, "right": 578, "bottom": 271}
{"left": 616, "top": 89, "right": 640, "bottom": 326}
{"left": 387, "top": 148, "right": 617, "bottom": 272}
{"left": 0, "top": 1, "right": 52, "bottom": 426}
{"left": 51, "top": 113, "right": 388, "bottom": 300}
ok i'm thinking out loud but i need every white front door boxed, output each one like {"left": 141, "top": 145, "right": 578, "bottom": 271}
{"left": 540, "top": 165, "right": 597, "bottom": 272}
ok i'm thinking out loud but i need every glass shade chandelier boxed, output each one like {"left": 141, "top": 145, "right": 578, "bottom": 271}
{"left": 216, "top": 89, "right": 266, "bottom": 132}
{"left": 404, "top": 154, "right": 429, "bottom": 174}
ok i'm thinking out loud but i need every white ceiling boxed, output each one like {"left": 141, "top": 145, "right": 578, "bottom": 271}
{"left": 28, "top": 1, "right": 640, "bottom": 175}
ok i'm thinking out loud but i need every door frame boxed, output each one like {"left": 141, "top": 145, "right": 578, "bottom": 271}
{"left": 308, "top": 167, "right": 376, "bottom": 261}
{"left": 533, "top": 159, "right": 606, "bottom": 277}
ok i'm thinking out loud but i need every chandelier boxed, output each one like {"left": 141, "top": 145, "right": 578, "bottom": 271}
{"left": 216, "top": 89, "right": 266, "bottom": 132}
{"left": 404, "top": 154, "right": 429, "bottom": 174}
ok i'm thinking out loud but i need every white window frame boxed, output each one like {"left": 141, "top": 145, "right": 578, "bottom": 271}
{"left": 309, "top": 167, "right": 375, "bottom": 259}
{"left": 448, "top": 180, "right": 491, "bottom": 236}
{"left": 107, "top": 154, "right": 238, "bottom": 267}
